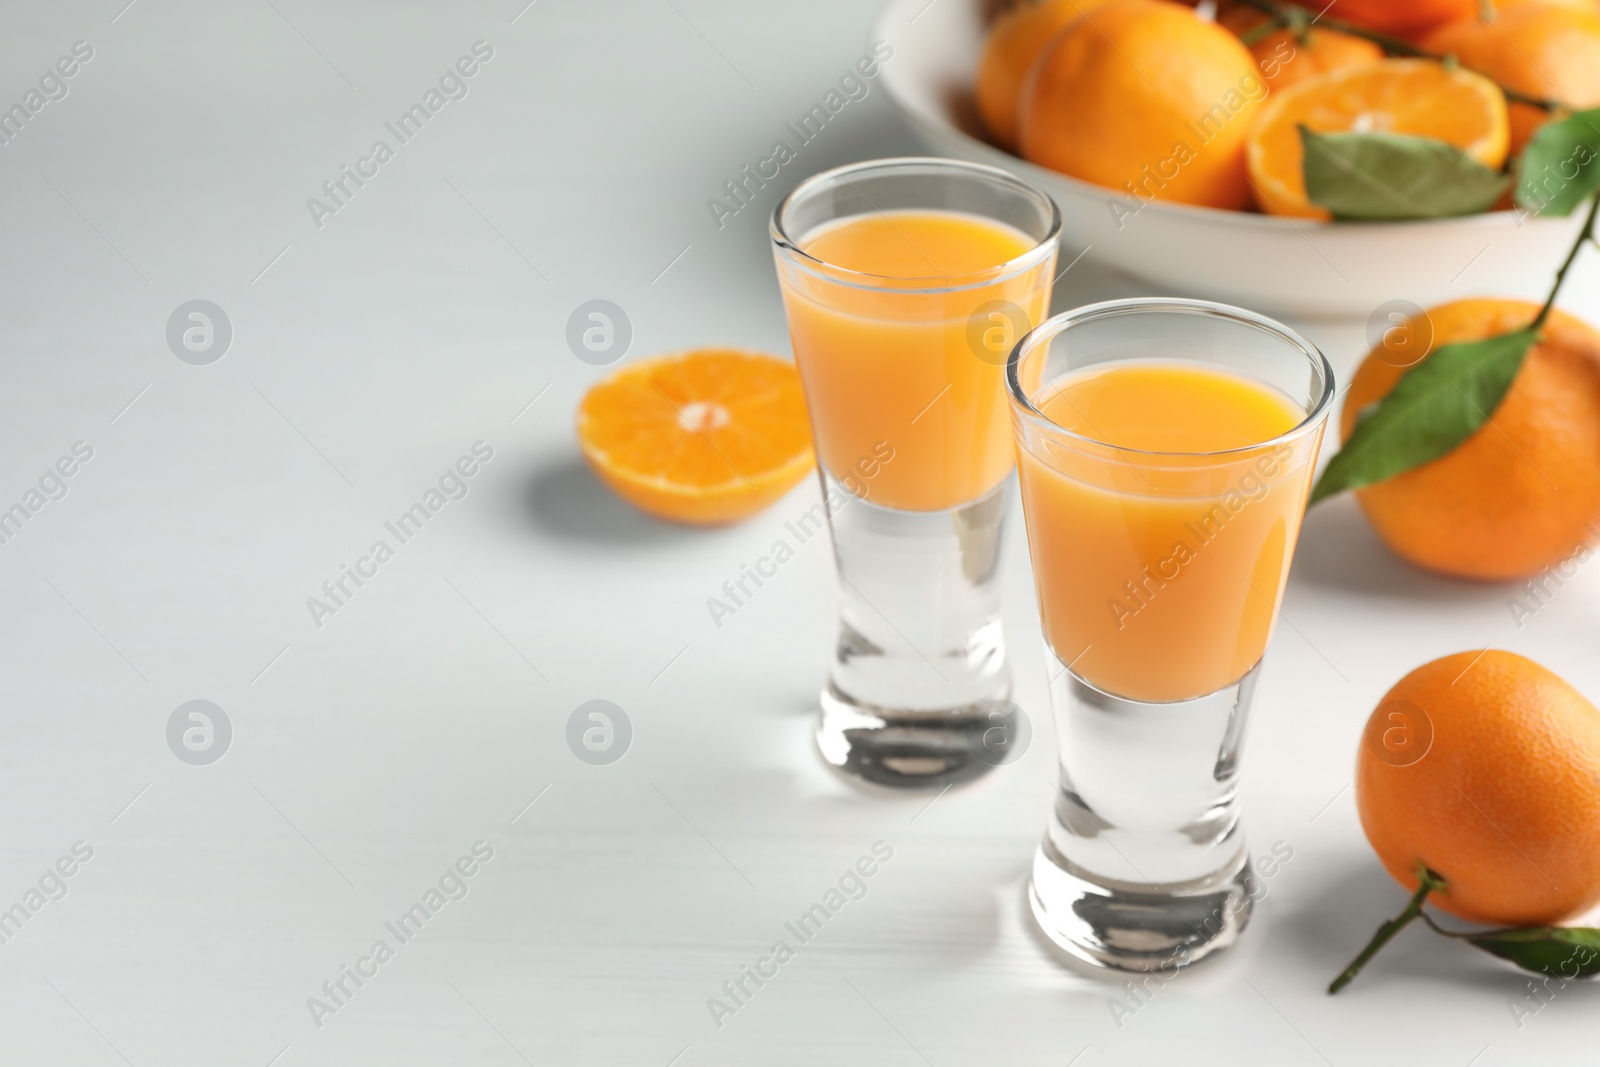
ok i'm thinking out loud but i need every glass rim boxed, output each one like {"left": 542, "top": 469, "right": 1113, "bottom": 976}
{"left": 1006, "top": 297, "right": 1337, "bottom": 461}
{"left": 769, "top": 156, "right": 1063, "bottom": 294}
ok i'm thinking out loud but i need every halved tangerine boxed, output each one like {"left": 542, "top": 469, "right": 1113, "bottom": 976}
{"left": 1245, "top": 59, "right": 1509, "bottom": 220}
{"left": 576, "top": 348, "right": 814, "bottom": 525}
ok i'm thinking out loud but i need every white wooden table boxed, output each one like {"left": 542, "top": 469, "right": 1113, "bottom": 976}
{"left": 0, "top": 1, "right": 1595, "bottom": 1063}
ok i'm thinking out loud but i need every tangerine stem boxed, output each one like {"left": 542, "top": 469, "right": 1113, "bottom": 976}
{"left": 1237, "top": 14, "right": 1287, "bottom": 47}
{"left": 1532, "top": 191, "right": 1600, "bottom": 332}
{"left": 1328, "top": 866, "right": 1448, "bottom": 994}
{"left": 1418, "top": 913, "right": 1475, "bottom": 938}
{"left": 1235, "top": 0, "right": 1563, "bottom": 112}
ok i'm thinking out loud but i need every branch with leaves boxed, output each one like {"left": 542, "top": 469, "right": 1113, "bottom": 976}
{"left": 1309, "top": 106, "right": 1600, "bottom": 503}
{"left": 1330, "top": 864, "right": 1600, "bottom": 993}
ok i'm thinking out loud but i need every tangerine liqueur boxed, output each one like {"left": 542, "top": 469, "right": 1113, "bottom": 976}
{"left": 1016, "top": 360, "right": 1309, "bottom": 703}
{"left": 782, "top": 209, "right": 1048, "bottom": 512}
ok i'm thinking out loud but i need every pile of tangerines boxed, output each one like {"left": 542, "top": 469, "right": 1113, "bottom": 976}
{"left": 977, "top": 0, "right": 1600, "bottom": 217}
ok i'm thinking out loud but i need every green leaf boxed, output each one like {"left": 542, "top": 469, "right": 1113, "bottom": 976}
{"left": 1310, "top": 328, "right": 1537, "bottom": 504}
{"left": 1301, "top": 126, "right": 1511, "bottom": 221}
{"left": 1516, "top": 106, "right": 1600, "bottom": 217}
{"left": 1464, "top": 926, "right": 1600, "bottom": 978}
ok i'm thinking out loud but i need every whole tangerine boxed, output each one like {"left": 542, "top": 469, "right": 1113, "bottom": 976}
{"left": 976, "top": 0, "right": 1115, "bottom": 151}
{"left": 1019, "top": 0, "right": 1266, "bottom": 210}
{"left": 1356, "top": 650, "right": 1600, "bottom": 926}
{"left": 1341, "top": 298, "right": 1600, "bottom": 581}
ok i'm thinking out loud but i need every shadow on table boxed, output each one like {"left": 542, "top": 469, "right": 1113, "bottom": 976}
{"left": 524, "top": 455, "right": 695, "bottom": 547}
{"left": 1292, "top": 496, "right": 1495, "bottom": 606}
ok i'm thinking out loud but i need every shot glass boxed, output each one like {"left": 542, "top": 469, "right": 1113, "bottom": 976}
{"left": 771, "top": 158, "right": 1060, "bottom": 789}
{"left": 1006, "top": 298, "right": 1334, "bottom": 970}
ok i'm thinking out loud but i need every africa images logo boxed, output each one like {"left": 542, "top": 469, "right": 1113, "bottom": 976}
{"left": 704, "top": 41, "right": 894, "bottom": 231}
{"left": 705, "top": 840, "right": 894, "bottom": 1029}
{"left": 305, "top": 442, "right": 494, "bottom": 629}
{"left": 305, "top": 41, "right": 494, "bottom": 229}
{"left": 0, "top": 40, "right": 94, "bottom": 148}
{"left": 306, "top": 841, "right": 495, "bottom": 1029}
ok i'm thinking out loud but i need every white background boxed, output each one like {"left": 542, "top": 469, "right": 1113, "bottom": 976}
{"left": 1, "top": 1, "right": 1597, "bottom": 1064}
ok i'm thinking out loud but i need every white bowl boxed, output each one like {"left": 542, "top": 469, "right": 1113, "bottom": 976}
{"left": 871, "top": 0, "right": 1583, "bottom": 319}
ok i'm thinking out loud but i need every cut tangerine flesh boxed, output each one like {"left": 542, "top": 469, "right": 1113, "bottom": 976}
{"left": 576, "top": 348, "right": 814, "bottom": 525}
{"left": 1246, "top": 59, "right": 1509, "bottom": 220}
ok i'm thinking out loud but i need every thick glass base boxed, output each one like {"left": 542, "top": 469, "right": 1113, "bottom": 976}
{"left": 817, "top": 683, "right": 1021, "bottom": 789}
{"left": 1028, "top": 657, "right": 1261, "bottom": 970}
{"left": 815, "top": 473, "right": 1012, "bottom": 790}
{"left": 1029, "top": 838, "right": 1255, "bottom": 972}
